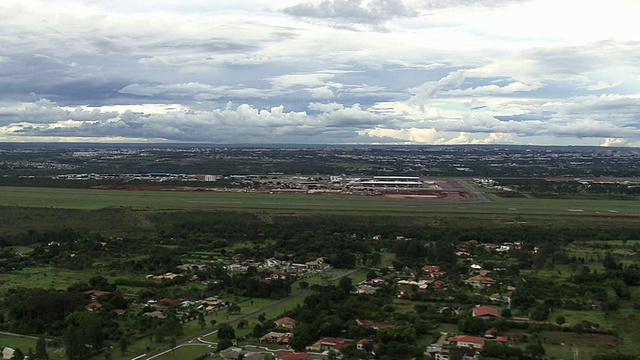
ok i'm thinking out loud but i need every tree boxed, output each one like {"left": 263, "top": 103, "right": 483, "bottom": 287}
{"left": 366, "top": 270, "right": 378, "bottom": 281}
{"left": 529, "top": 305, "right": 549, "bottom": 321}
{"left": 119, "top": 337, "right": 128, "bottom": 354}
{"left": 299, "top": 281, "right": 309, "bottom": 289}
{"left": 217, "top": 323, "right": 236, "bottom": 340}
{"left": 556, "top": 315, "right": 566, "bottom": 326}
{"left": 198, "top": 312, "right": 206, "bottom": 329}
{"left": 457, "top": 316, "right": 486, "bottom": 335}
{"left": 332, "top": 251, "right": 356, "bottom": 269}
{"left": 603, "top": 252, "right": 618, "bottom": 270}
{"left": 63, "top": 324, "right": 90, "bottom": 360}
{"left": 370, "top": 252, "right": 382, "bottom": 267}
{"left": 339, "top": 276, "right": 353, "bottom": 294}
{"left": 525, "top": 340, "right": 546, "bottom": 358}
{"left": 290, "top": 323, "right": 317, "bottom": 351}
{"left": 217, "top": 338, "right": 233, "bottom": 351}
{"left": 501, "top": 308, "right": 512, "bottom": 318}
{"left": 13, "top": 348, "right": 25, "bottom": 360}
{"left": 35, "top": 336, "right": 49, "bottom": 360}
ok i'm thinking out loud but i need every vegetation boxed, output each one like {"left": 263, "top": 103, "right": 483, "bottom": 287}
{"left": 0, "top": 144, "right": 639, "bottom": 360}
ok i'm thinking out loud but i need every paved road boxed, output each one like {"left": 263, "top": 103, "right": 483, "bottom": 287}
{"left": 453, "top": 178, "right": 492, "bottom": 203}
{"left": 133, "top": 269, "right": 360, "bottom": 360}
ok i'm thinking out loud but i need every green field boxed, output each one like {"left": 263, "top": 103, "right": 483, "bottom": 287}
{"left": 1, "top": 186, "right": 640, "bottom": 219}
{"left": 151, "top": 344, "right": 213, "bottom": 360}
{"left": 0, "top": 333, "right": 63, "bottom": 360}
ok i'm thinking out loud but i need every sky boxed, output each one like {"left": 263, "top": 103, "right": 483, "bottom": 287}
{"left": 1, "top": 0, "right": 640, "bottom": 146}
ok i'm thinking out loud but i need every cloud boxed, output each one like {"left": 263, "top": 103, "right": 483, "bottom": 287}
{"left": 446, "top": 81, "right": 539, "bottom": 96}
{"left": 308, "top": 87, "right": 335, "bottom": 99}
{"left": 269, "top": 73, "right": 336, "bottom": 89}
{"left": 283, "top": 0, "right": 419, "bottom": 28}
{"left": 406, "top": 71, "right": 465, "bottom": 110}
{"left": 1, "top": 0, "right": 640, "bottom": 146}
{"left": 308, "top": 102, "right": 344, "bottom": 112}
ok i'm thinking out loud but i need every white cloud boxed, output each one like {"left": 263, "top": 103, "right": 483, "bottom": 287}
{"left": 308, "top": 87, "right": 335, "bottom": 99}
{"left": 308, "top": 102, "right": 344, "bottom": 112}
{"left": 0, "top": 0, "right": 639, "bottom": 146}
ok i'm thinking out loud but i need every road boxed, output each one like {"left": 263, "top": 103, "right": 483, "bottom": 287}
{"left": 453, "top": 178, "right": 493, "bottom": 203}
{"left": 133, "top": 269, "right": 360, "bottom": 360}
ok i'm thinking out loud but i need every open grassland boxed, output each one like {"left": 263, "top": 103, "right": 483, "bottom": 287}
{"left": 1, "top": 186, "right": 640, "bottom": 221}
{"left": 0, "top": 267, "right": 100, "bottom": 291}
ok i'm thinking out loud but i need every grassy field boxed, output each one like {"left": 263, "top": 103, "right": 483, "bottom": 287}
{"left": 1, "top": 186, "right": 640, "bottom": 219}
{"left": 0, "top": 333, "right": 65, "bottom": 360}
{"left": 151, "top": 344, "right": 213, "bottom": 360}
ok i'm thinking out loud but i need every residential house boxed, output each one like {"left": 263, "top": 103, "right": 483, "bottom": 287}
{"left": 259, "top": 332, "right": 293, "bottom": 344}
{"left": 432, "top": 347, "right": 478, "bottom": 360}
{"left": 270, "top": 271, "right": 288, "bottom": 280}
{"left": 397, "top": 279, "right": 430, "bottom": 289}
{"left": 263, "top": 257, "right": 282, "bottom": 268}
{"left": 356, "top": 339, "right": 379, "bottom": 354}
{"left": 275, "top": 316, "right": 296, "bottom": 330}
{"left": 2, "top": 347, "right": 15, "bottom": 360}
{"left": 365, "top": 277, "right": 388, "bottom": 286}
{"left": 354, "top": 284, "right": 378, "bottom": 295}
{"left": 158, "top": 298, "right": 182, "bottom": 306}
{"left": 142, "top": 311, "right": 166, "bottom": 319}
{"left": 307, "top": 338, "right": 352, "bottom": 352}
{"left": 83, "top": 289, "right": 111, "bottom": 300}
{"left": 86, "top": 302, "right": 103, "bottom": 311}
{"left": 472, "top": 306, "right": 500, "bottom": 320}
{"left": 489, "top": 293, "right": 504, "bottom": 303}
{"left": 422, "top": 265, "right": 441, "bottom": 274}
{"left": 146, "top": 272, "right": 183, "bottom": 280}
{"left": 465, "top": 274, "right": 495, "bottom": 288}
{"left": 278, "top": 353, "right": 310, "bottom": 360}
{"left": 200, "top": 296, "right": 225, "bottom": 312}
{"left": 448, "top": 335, "right": 485, "bottom": 349}
{"left": 219, "top": 347, "right": 265, "bottom": 360}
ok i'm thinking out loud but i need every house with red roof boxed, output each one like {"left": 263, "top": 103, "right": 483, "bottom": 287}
{"left": 158, "top": 298, "right": 182, "bottom": 306}
{"left": 277, "top": 353, "right": 309, "bottom": 360}
{"left": 465, "top": 274, "right": 496, "bottom": 288}
{"left": 83, "top": 290, "right": 111, "bottom": 300}
{"left": 357, "top": 339, "right": 379, "bottom": 354}
{"left": 86, "top": 302, "right": 103, "bottom": 311}
{"left": 472, "top": 306, "right": 500, "bottom": 319}
{"left": 448, "top": 335, "right": 485, "bottom": 349}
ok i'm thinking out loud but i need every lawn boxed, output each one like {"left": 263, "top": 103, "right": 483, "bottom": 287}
{"left": 152, "top": 344, "right": 213, "bottom": 360}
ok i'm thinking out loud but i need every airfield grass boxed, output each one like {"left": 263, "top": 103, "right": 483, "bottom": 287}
{"left": 1, "top": 186, "right": 640, "bottom": 220}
